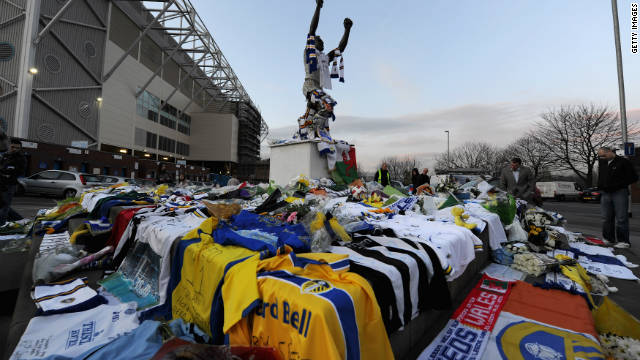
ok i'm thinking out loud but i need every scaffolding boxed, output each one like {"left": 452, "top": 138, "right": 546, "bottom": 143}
{"left": 105, "top": 0, "right": 268, "bottom": 145}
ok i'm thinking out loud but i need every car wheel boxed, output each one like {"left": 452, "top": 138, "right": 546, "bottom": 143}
{"left": 63, "top": 189, "right": 77, "bottom": 199}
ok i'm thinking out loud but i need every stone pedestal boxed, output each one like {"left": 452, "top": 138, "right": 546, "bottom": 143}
{"left": 269, "top": 140, "right": 330, "bottom": 186}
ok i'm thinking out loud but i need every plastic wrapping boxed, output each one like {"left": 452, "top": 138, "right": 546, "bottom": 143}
{"left": 483, "top": 194, "right": 517, "bottom": 225}
{"left": 302, "top": 211, "right": 351, "bottom": 252}
{"left": 504, "top": 221, "right": 528, "bottom": 242}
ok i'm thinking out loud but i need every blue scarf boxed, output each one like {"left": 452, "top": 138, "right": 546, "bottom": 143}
{"left": 305, "top": 34, "right": 318, "bottom": 73}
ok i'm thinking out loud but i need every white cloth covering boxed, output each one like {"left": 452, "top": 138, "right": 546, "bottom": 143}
{"left": 10, "top": 303, "right": 139, "bottom": 360}
{"left": 464, "top": 202, "right": 508, "bottom": 250}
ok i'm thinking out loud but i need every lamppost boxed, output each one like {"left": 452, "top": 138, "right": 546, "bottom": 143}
{"left": 445, "top": 130, "right": 450, "bottom": 171}
{"left": 611, "top": 0, "right": 632, "bottom": 217}
{"left": 610, "top": 0, "right": 628, "bottom": 145}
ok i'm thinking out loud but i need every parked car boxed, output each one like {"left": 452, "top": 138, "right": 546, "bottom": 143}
{"left": 101, "top": 176, "right": 130, "bottom": 185}
{"left": 536, "top": 181, "right": 581, "bottom": 201}
{"left": 17, "top": 170, "right": 102, "bottom": 198}
{"left": 579, "top": 187, "right": 602, "bottom": 202}
{"left": 128, "top": 178, "right": 155, "bottom": 187}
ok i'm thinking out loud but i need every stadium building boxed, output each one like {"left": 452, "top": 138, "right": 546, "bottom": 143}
{"left": 0, "top": 0, "right": 267, "bottom": 181}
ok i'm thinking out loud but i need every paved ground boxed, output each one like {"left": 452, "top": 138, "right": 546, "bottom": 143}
{"left": 0, "top": 195, "right": 56, "bottom": 356}
{"left": 542, "top": 199, "right": 640, "bottom": 318}
{"left": 11, "top": 194, "right": 57, "bottom": 220}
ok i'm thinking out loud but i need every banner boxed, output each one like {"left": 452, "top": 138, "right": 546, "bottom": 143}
{"left": 418, "top": 275, "right": 512, "bottom": 360}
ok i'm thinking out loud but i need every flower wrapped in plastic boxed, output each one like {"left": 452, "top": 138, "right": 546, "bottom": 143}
{"left": 482, "top": 193, "right": 517, "bottom": 225}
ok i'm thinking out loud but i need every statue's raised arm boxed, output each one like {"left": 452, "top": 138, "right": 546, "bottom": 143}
{"left": 309, "top": 0, "right": 323, "bottom": 35}
{"left": 329, "top": 18, "right": 352, "bottom": 62}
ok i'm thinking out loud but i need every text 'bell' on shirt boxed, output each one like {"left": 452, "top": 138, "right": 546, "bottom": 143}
{"left": 222, "top": 248, "right": 394, "bottom": 360}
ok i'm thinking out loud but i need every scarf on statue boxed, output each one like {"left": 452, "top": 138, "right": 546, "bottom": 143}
{"left": 305, "top": 34, "right": 318, "bottom": 73}
{"left": 330, "top": 50, "right": 345, "bottom": 83}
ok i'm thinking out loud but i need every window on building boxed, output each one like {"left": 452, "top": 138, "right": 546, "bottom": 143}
{"left": 134, "top": 127, "right": 146, "bottom": 147}
{"left": 146, "top": 132, "right": 157, "bottom": 149}
{"left": 147, "top": 110, "right": 158, "bottom": 122}
{"left": 158, "top": 135, "right": 175, "bottom": 153}
{"left": 176, "top": 142, "right": 189, "bottom": 156}
{"left": 159, "top": 115, "right": 176, "bottom": 129}
{"left": 178, "top": 113, "right": 191, "bottom": 135}
{"left": 136, "top": 90, "right": 160, "bottom": 122}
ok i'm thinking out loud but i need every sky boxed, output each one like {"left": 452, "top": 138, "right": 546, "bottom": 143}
{"left": 189, "top": 0, "right": 640, "bottom": 170}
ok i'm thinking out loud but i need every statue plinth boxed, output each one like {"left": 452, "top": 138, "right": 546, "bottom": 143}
{"left": 269, "top": 140, "right": 330, "bottom": 186}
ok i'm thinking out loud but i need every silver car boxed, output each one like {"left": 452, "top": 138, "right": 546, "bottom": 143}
{"left": 101, "top": 176, "right": 130, "bottom": 185}
{"left": 18, "top": 170, "right": 102, "bottom": 198}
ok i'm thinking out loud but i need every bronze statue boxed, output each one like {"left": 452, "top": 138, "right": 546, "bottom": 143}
{"left": 298, "top": 0, "right": 353, "bottom": 140}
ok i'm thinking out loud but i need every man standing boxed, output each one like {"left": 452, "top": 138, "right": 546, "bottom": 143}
{"left": 299, "top": 0, "right": 353, "bottom": 138}
{"left": 597, "top": 147, "right": 638, "bottom": 248}
{"left": 0, "top": 134, "right": 26, "bottom": 226}
{"left": 420, "top": 168, "right": 431, "bottom": 186}
{"left": 499, "top": 157, "right": 536, "bottom": 202}
{"left": 376, "top": 163, "right": 390, "bottom": 187}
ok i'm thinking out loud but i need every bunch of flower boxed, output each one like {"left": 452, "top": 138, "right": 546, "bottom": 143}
{"left": 511, "top": 253, "right": 557, "bottom": 277}
{"left": 599, "top": 333, "right": 640, "bottom": 360}
{"left": 504, "top": 243, "right": 527, "bottom": 254}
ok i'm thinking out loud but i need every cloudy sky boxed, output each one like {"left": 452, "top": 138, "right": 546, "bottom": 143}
{"left": 190, "top": 0, "right": 640, "bottom": 170}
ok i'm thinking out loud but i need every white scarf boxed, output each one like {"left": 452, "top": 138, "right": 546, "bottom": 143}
{"left": 318, "top": 52, "right": 332, "bottom": 90}
{"left": 330, "top": 50, "right": 345, "bottom": 83}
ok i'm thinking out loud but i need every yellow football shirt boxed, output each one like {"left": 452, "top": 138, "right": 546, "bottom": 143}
{"left": 223, "top": 249, "right": 394, "bottom": 360}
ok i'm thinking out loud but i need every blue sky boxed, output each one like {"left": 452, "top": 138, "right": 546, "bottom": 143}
{"left": 190, "top": 0, "right": 640, "bottom": 170}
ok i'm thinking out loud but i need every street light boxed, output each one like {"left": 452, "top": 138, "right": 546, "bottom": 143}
{"left": 444, "top": 130, "right": 450, "bottom": 170}
{"left": 611, "top": 0, "right": 632, "bottom": 217}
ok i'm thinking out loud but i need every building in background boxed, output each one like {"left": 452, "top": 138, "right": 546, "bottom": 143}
{"left": 0, "top": 0, "right": 267, "bottom": 180}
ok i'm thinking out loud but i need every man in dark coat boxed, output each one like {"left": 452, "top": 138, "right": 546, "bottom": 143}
{"left": 0, "top": 134, "right": 26, "bottom": 226}
{"left": 597, "top": 147, "right": 638, "bottom": 248}
{"left": 499, "top": 157, "right": 536, "bottom": 202}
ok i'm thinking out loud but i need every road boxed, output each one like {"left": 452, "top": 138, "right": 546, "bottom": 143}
{"left": 542, "top": 200, "right": 640, "bottom": 243}
{"left": 541, "top": 200, "right": 640, "bottom": 318}
{"left": 11, "top": 195, "right": 57, "bottom": 220}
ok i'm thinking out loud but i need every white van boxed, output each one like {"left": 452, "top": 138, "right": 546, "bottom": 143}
{"left": 536, "top": 181, "right": 581, "bottom": 200}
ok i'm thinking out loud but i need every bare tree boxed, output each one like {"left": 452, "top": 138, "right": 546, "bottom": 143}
{"left": 434, "top": 142, "right": 504, "bottom": 176}
{"left": 537, "top": 104, "right": 625, "bottom": 186}
{"left": 379, "top": 156, "right": 417, "bottom": 184}
{"left": 503, "top": 132, "right": 555, "bottom": 180}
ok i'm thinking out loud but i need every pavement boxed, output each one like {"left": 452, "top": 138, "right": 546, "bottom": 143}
{"left": 0, "top": 195, "right": 56, "bottom": 356}
{"left": 1, "top": 196, "right": 639, "bottom": 357}
{"left": 10, "top": 194, "right": 57, "bottom": 220}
